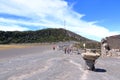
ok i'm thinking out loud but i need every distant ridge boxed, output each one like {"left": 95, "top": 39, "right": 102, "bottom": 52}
{"left": 0, "top": 28, "right": 97, "bottom": 44}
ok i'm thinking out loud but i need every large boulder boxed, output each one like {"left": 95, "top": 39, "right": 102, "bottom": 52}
{"left": 81, "top": 52, "right": 101, "bottom": 60}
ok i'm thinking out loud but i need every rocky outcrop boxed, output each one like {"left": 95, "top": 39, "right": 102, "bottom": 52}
{"left": 106, "top": 35, "right": 120, "bottom": 49}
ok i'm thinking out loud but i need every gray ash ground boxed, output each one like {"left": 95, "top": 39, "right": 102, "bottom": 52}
{"left": 0, "top": 45, "right": 120, "bottom": 80}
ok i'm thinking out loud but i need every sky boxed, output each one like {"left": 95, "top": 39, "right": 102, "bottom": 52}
{"left": 0, "top": 0, "right": 120, "bottom": 41}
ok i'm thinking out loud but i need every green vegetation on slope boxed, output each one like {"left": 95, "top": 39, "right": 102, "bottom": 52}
{"left": 0, "top": 28, "right": 90, "bottom": 44}
{"left": 0, "top": 28, "right": 101, "bottom": 49}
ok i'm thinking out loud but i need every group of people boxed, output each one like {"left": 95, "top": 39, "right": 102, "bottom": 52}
{"left": 64, "top": 47, "right": 72, "bottom": 54}
{"left": 52, "top": 44, "right": 79, "bottom": 55}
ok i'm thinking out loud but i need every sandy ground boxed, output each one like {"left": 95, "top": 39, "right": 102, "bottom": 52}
{"left": 0, "top": 44, "right": 51, "bottom": 60}
{"left": 0, "top": 44, "right": 28, "bottom": 50}
{"left": 0, "top": 43, "right": 50, "bottom": 50}
{"left": 0, "top": 44, "right": 120, "bottom": 80}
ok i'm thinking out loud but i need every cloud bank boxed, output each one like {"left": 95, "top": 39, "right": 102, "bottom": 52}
{"left": 0, "top": 0, "right": 119, "bottom": 41}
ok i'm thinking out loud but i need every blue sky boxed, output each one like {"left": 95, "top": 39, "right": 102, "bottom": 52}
{"left": 69, "top": 0, "right": 120, "bottom": 30}
{"left": 0, "top": 0, "right": 120, "bottom": 41}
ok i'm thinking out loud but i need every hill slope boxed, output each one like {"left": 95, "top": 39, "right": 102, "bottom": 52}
{"left": 0, "top": 28, "right": 96, "bottom": 44}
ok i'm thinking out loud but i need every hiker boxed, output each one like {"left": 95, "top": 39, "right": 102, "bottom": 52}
{"left": 67, "top": 47, "right": 71, "bottom": 54}
{"left": 64, "top": 47, "right": 67, "bottom": 54}
{"left": 53, "top": 45, "right": 55, "bottom": 50}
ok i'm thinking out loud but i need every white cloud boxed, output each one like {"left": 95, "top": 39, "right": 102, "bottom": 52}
{"left": 0, "top": 25, "right": 29, "bottom": 31}
{"left": 0, "top": 0, "right": 119, "bottom": 41}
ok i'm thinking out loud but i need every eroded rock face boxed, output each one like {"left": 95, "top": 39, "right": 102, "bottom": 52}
{"left": 101, "top": 36, "right": 120, "bottom": 56}
{"left": 106, "top": 35, "right": 120, "bottom": 49}
{"left": 101, "top": 38, "right": 110, "bottom": 56}
{"left": 84, "top": 59, "right": 95, "bottom": 71}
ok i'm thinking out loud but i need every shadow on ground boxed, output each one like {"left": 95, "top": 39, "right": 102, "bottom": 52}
{"left": 94, "top": 68, "right": 107, "bottom": 72}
